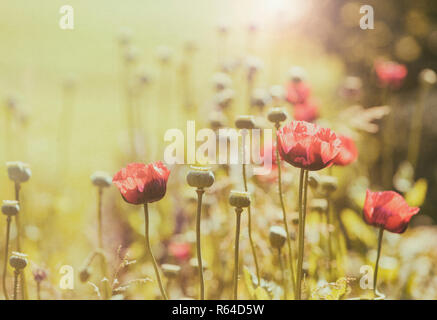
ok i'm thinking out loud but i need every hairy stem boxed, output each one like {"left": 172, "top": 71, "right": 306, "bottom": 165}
{"left": 374, "top": 227, "right": 384, "bottom": 297}
{"left": 277, "top": 248, "right": 287, "bottom": 300}
{"left": 97, "top": 187, "right": 110, "bottom": 299}
{"left": 296, "top": 169, "right": 308, "bottom": 300}
{"left": 13, "top": 270, "right": 19, "bottom": 300}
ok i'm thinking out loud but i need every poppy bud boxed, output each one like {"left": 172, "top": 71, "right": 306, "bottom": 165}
{"left": 235, "top": 115, "right": 255, "bottom": 130}
{"left": 267, "top": 107, "right": 288, "bottom": 124}
{"left": 229, "top": 191, "right": 251, "bottom": 208}
{"left": 288, "top": 66, "right": 307, "bottom": 83}
{"left": 1, "top": 200, "right": 20, "bottom": 217}
{"left": 320, "top": 176, "right": 338, "bottom": 194}
{"left": 212, "top": 72, "right": 232, "bottom": 91}
{"left": 161, "top": 264, "right": 181, "bottom": 278}
{"left": 79, "top": 268, "right": 91, "bottom": 283}
{"left": 269, "top": 226, "right": 287, "bottom": 249}
{"left": 6, "top": 161, "right": 32, "bottom": 183}
{"left": 91, "top": 171, "right": 112, "bottom": 188}
{"left": 186, "top": 167, "right": 215, "bottom": 189}
{"left": 33, "top": 268, "right": 47, "bottom": 283}
{"left": 310, "top": 198, "right": 328, "bottom": 213}
{"left": 419, "top": 68, "right": 436, "bottom": 86}
{"left": 307, "top": 172, "right": 320, "bottom": 189}
{"left": 9, "top": 252, "right": 28, "bottom": 270}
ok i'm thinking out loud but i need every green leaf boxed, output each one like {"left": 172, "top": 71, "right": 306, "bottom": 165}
{"left": 405, "top": 178, "right": 427, "bottom": 207}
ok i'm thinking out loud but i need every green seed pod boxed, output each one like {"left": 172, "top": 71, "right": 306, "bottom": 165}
{"left": 419, "top": 68, "right": 436, "bottom": 86}
{"left": 269, "top": 226, "right": 287, "bottom": 249}
{"left": 90, "top": 171, "right": 112, "bottom": 188}
{"left": 9, "top": 252, "right": 28, "bottom": 270}
{"left": 161, "top": 264, "right": 181, "bottom": 279}
{"left": 79, "top": 268, "right": 91, "bottom": 283}
{"left": 6, "top": 161, "right": 31, "bottom": 183}
{"left": 229, "top": 191, "right": 251, "bottom": 208}
{"left": 320, "top": 176, "right": 338, "bottom": 194}
{"left": 267, "top": 107, "right": 288, "bottom": 124}
{"left": 235, "top": 115, "right": 255, "bottom": 130}
{"left": 1, "top": 200, "right": 20, "bottom": 217}
{"left": 310, "top": 198, "right": 328, "bottom": 213}
{"left": 308, "top": 172, "right": 320, "bottom": 190}
{"left": 186, "top": 167, "right": 215, "bottom": 189}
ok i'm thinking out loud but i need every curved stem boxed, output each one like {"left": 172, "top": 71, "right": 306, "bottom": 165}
{"left": 2, "top": 216, "right": 11, "bottom": 300}
{"left": 195, "top": 188, "right": 205, "bottom": 300}
{"left": 326, "top": 194, "right": 333, "bottom": 281}
{"left": 241, "top": 132, "right": 261, "bottom": 286}
{"left": 143, "top": 203, "right": 168, "bottom": 300}
{"left": 296, "top": 169, "right": 308, "bottom": 300}
{"left": 233, "top": 208, "right": 243, "bottom": 300}
{"left": 275, "top": 123, "right": 296, "bottom": 296}
{"left": 14, "top": 182, "right": 27, "bottom": 300}
{"left": 373, "top": 227, "right": 384, "bottom": 297}
{"left": 13, "top": 270, "right": 19, "bottom": 300}
{"left": 277, "top": 248, "right": 287, "bottom": 300}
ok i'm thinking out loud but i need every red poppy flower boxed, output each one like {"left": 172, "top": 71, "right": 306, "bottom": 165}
{"left": 286, "top": 81, "right": 311, "bottom": 105}
{"left": 112, "top": 161, "right": 170, "bottom": 205}
{"left": 375, "top": 61, "right": 407, "bottom": 89}
{"left": 277, "top": 121, "right": 341, "bottom": 171}
{"left": 363, "top": 190, "right": 420, "bottom": 233}
{"left": 293, "top": 101, "right": 319, "bottom": 122}
{"left": 333, "top": 135, "right": 358, "bottom": 166}
{"left": 169, "top": 242, "right": 191, "bottom": 261}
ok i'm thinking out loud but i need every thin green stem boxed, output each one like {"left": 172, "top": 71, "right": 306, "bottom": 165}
{"left": 242, "top": 133, "right": 261, "bottom": 286}
{"left": 143, "top": 203, "right": 168, "bottom": 300}
{"left": 14, "top": 182, "right": 27, "bottom": 300}
{"left": 2, "top": 216, "right": 11, "bottom": 300}
{"left": 233, "top": 208, "right": 243, "bottom": 300}
{"left": 296, "top": 169, "right": 308, "bottom": 300}
{"left": 195, "top": 188, "right": 205, "bottom": 300}
{"left": 275, "top": 123, "right": 296, "bottom": 296}
{"left": 13, "top": 270, "right": 20, "bottom": 300}
{"left": 277, "top": 248, "right": 287, "bottom": 300}
{"left": 373, "top": 227, "right": 384, "bottom": 297}
{"left": 37, "top": 281, "right": 41, "bottom": 300}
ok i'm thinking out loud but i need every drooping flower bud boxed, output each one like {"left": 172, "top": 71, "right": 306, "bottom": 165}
{"left": 310, "top": 198, "right": 328, "bottom": 213}
{"left": 1, "top": 200, "right": 20, "bottom": 217}
{"left": 9, "top": 252, "right": 28, "bottom": 270}
{"left": 6, "top": 161, "right": 31, "bottom": 183}
{"left": 91, "top": 171, "right": 112, "bottom": 188}
{"left": 419, "top": 68, "right": 436, "bottom": 86}
{"left": 235, "top": 115, "right": 255, "bottom": 130}
{"left": 186, "top": 167, "right": 215, "bottom": 189}
{"left": 269, "top": 226, "right": 287, "bottom": 249}
{"left": 161, "top": 264, "right": 181, "bottom": 279}
{"left": 229, "top": 191, "right": 251, "bottom": 208}
{"left": 267, "top": 107, "right": 288, "bottom": 124}
{"left": 320, "top": 176, "right": 338, "bottom": 194}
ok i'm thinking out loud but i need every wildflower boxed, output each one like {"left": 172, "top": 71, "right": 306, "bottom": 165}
{"left": 112, "top": 162, "right": 170, "bottom": 205}
{"left": 293, "top": 101, "right": 319, "bottom": 122}
{"left": 277, "top": 121, "right": 341, "bottom": 171}
{"left": 375, "top": 60, "right": 407, "bottom": 89}
{"left": 169, "top": 242, "right": 191, "bottom": 261}
{"left": 286, "top": 81, "right": 311, "bottom": 105}
{"left": 363, "top": 190, "right": 420, "bottom": 233}
{"left": 333, "top": 135, "right": 358, "bottom": 166}
{"left": 33, "top": 268, "right": 47, "bottom": 283}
